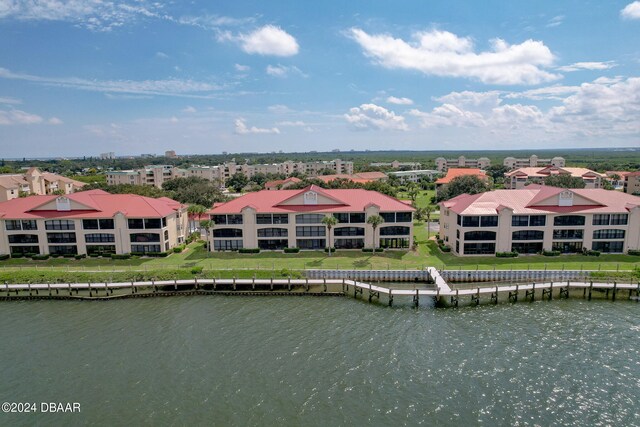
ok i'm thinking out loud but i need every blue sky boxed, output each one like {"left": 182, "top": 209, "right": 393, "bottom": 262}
{"left": 0, "top": 0, "right": 639, "bottom": 157}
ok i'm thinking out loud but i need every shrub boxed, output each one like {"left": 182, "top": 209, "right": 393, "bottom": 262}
{"left": 190, "top": 266, "right": 203, "bottom": 275}
{"left": 496, "top": 251, "right": 518, "bottom": 258}
{"left": 628, "top": 249, "right": 640, "bottom": 256}
{"left": 11, "top": 253, "right": 24, "bottom": 258}
{"left": 362, "top": 248, "right": 374, "bottom": 253}
{"left": 437, "top": 239, "right": 444, "bottom": 246}
{"left": 25, "top": 253, "right": 37, "bottom": 258}
{"left": 63, "top": 254, "right": 76, "bottom": 258}
{"left": 439, "top": 245, "right": 451, "bottom": 253}
{"left": 542, "top": 250, "right": 561, "bottom": 257}
{"left": 111, "top": 254, "right": 131, "bottom": 260}
{"left": 239, "top": 248, "right": 260, "bottom": 254}
{"left": 0, "top": 254, "right": 10, "bottom": 261}
{"left": 50, "top": 253, "right": 61, "bottom": 258}
{"left": 284, "top": 247, "right": 300, "bottom": 253}
{"left": 32, "top": 254, "right": 50, "bottom": 260}
{"left": 584, "top": 250, "right": 600, "bottom": 257}
{"left": 173, "top": 244, "right": 186, "bottom": 253}
{"left": 324, "top": 247, "right": 336, "bottom": 253}
{"left": 89, "top": 253, "right": 100, "bottom": 257}
{"left": 75, "top": 254, "right": 87, "bottom": 260}
{"left": 375, "top": 248, "right": 384, "bottom": 252}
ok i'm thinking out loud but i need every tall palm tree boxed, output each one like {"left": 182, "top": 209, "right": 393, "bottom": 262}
{"left": 366, "top": 215, "right": 384, "bottom": 250}
{"left": 188, "top": 204, "right": 207, "bottom": 234}
{"left": 199, "top": 219, "right": 214, "bottom": 256}
{"left": 425, "top": 205, "right": 434, "bottom": 238}
{"left": 321, "top": 215, "right": 338, "bottom": 256}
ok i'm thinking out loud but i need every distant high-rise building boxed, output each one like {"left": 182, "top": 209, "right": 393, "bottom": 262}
{"left": 100, "top": 152, "right": 115, "bottom": 160}
{"left": 165, "top": 150, "right": 177, "bottom": 158}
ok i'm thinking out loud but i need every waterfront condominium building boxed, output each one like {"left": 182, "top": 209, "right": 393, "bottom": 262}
{"left": 624, "top": 171, "right": 640, "bottom": 195}
{"left": 0, "top": 167, "right": 85, "bottom": 202}
{"left": 504, "top": 166, "right": 604, "bottom": 189}
{"left": 503, "top": 155, "right": 565, "bottom": 170}
{"left": 207, "top": 185, "right": 414, "bottom": 251}
{"left": 435, "top": 156, "right": 491, "bottom": 172}
{"left": 0, "top": 190, "right": 188, "bottom": 257}
{"left": 439, "top": 185, "right": 640, "bottom": 256}
{"left": 388, "top": 170, "right": 440, "bottom": 183}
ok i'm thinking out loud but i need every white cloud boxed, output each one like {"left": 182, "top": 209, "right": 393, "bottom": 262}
{"left": 237, "top": 25, "right": 299, "bottom": 56}
{"left": 505, "top": 85, "right": 580, "bottom": 100}
{"left": 557, "top": 61, "right": 616, "bottom": 72}
{"left": 348, "top": 28, "right": 559, "bottom": 85}
{"left": 234, "top": 64, "right": 250, "bottom": 72}
{"left": 178, "top": 14, "right": 256, "bottom": 29}
{"left": 48, "top": 117, "right": 63, "bottom": 125}
{"left": 169, "top": 116, "right": 178, "bottom": 123}
{"left": 0, "top": 96, "right": 21, "bottom": 104}
{"left": 155, "top": 51, "right": 169, "bottom": 59}
{"left": 234, "top": 118, "right": 280, "bottom": 134}
{"left": 434, "top": 90, "right": 502, "bottom": 108}
{"left": 266, "top": 64, "right": 306, "bottom": 78}
{"left": 621, "top": 1, "right": 640, "bottom": 19}
{"left": 267, "top": 104, "right": 293, "bottom": 114}
{"left": 0, "top": 67, "right": 223, "bottom": 98}
{"left": 0, "top": 0, "right": 165, "bottom": 31}
{"left": 182, "top": 106, "right": 197, "bottom": 113}
{"left": 409, "top": 104, "right": 486, "bottom": 128}
{"left": 386, "top": 96, "right": 413, "bottom": 105}
{"left": 546, "top": 15, "right": 564, "bottom": 28}
{"left": 276, "top": 120, "right": 306, "bottom": 126}
{"left": 0, "top": 109, "right": 43, "bottom": 125}
{"left": 345, "top": 103, "right": 409, "bottom": 131}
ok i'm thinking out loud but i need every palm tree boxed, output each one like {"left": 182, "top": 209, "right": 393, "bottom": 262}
{"left": 366, "top": 215, "right": 384, "bottom": 250}
{"left": 425, "top": 205, "right": 434, "bottom": 238}
{"left": 199, "top": 219, "right": 214, "bottom": 256}
{"left": 321, "top": 215, "right": 338, "bottom": 256}
{"left": 407, "top": 184, "right": 419, "bottom": 202}
{"left": 187, "top": 204, "right": 207, "bottom": 233}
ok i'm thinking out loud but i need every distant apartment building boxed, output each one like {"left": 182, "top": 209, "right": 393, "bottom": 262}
{"left": 504, "top": 166, "right": 604, "bottom": 189}
{"left": 207, "top": 185, "right": 414, "bottom": 251}
{"left": 0, "top": 167, "right": 85, "bottom": 202}
{"left": 435, "top": 156, "right": 490, "bottom": 172}
{"left": 106, "top": 159, "right": 354, "bottom": 188}
{"left": 624, "top": 172, "right": 640, "bottom": 195}
{"left": 388, "top": 170, "right": 440, "bottom": 183}
{"left": 370, "top": 160, "right": 422, "bottom": 170}
{"left": 439, "top": 186, "right": 640, "bottom": 256}
{"left": 503, "top": 155, "right": 565, "bottom": 169}
{"left": 0, "top": 190, "right": 188, "bottom": 256}
{"left": 100, "top": 152, "right": 115, "bottom": 160}
{"left": 165, "top": 150, "right": 177, "bottom": 158}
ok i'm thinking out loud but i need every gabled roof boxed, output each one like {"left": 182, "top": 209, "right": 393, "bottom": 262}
{"left": 209, "top": 186, "right": 414, "bottom": 214}
{"left": 315, "top": 172, "right": 387, "bottom": 184}
{"left": 435, "top": 168, "right": 488, "bottom": 185}
{"left": 264, "top": 177, "right": 301, "bottom": 189}
{"left": 442, "top": 187, "right": 640, "bottom": 215}
{"left": 0, "top": 189, "right": 183, "bottom": 219}
{"left": 505, "top": 166, "right": 604, "bottom": 179}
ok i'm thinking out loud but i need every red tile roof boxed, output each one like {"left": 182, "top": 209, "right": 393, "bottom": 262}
{"left": 316, "top": 171, "right": 387, "bottom": 184}
{"left": 264, "top": 177, "right": 301, "bottom": 190}
{"left": 441, "top": 187, "right": 640, "bottom": 215}
{"left": 0, "top": 189, "right": 183, "bottom": 219}
{"left": 435, "top": 168, "right": 488, "bottom": 185}
{"left": 209, "top": 185, "right": 414, "bottom": 214}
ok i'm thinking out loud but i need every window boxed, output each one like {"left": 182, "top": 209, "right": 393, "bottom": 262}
{"left": 592, "top": 214, "right": 610, "bottom": 226}
{"left": 463, "top": 242, "right": 495, "bottom": 255}
{"left": 592, "top": 241, "right": 624, "bottom": 253}
{"left": 213, "top": 240, "right": 243, "bottom": 251}
{"left": 396, "top": 212, "right": 412, "bottom": 223}
{"left": 128, "top": 219, "right": 144, "bottom": 229}
{"left": 164, "top": 230, "right": 169, "bottom": 241}
{"left": 610, "top": 214, "right": 628, "bottom": 225}
{"left": 334, "top": 227, "right": 365, "bottom": 237}
{"left": 213, "top": 229, "right": 243, "bottom": 238}
{"left": 8, "top": 234, "right": 39, "bottom": 244}
{"left": 257, "top": 214, "right": 273, "bottom": 224}
{"left": 145, "top": 218, "right": 162, "bottom": 229}
{"left": 296, "top": 226, "right": 326, "bottom": 237}
{"left": 553, "top": 215, "right": 585, "bottom": 226}
{"left": 257, "top": 228, "right": 288, "bottom": 238}
{"left": 552, "top": 242, "right": 583, "bottom": 253}
{"left": 162, "top": 217, "right": 167, "bottom": 227}
{"left": 593, "top": 229, "right": 625, "bottom": 240}
{"left": 512, "top": 230, "right": 544, "bottom": 241}
{"left": 10, "top": 246, "right": 40, "bottom": 255}
{"left": 456, "top": 215, "right": 461, "bottom": 226}
{"left": 49, "top": 245, "right": 78, "bottom": 255}
{"left": 512, "top": 216, "right": 529, "bottom": 227}
{"left": 45, "top": 220, "right": 75, "bottom": 230}
{"left": 296, "top": 239, "right": 326, "bottom": 249}
{"left": 480, "top": 216, "right": 498, "bottom": 227}
{"left": 464, "top": 231, "right": 496, "bottom": 241}
{"left": 211, "top": 214, "right": 243, "bottom": 225}
{"left": 379, "top": 238, "right": 409, "bottom": 249}
{"left": 47, "top": 233, "right": 77, "bottom": 244}
{"left": 296, "top": 214, "right": 325, "bottom": 224}
{"left": 83, "top": 219, "right": 99, "bottom": 230}
{"left": 350, "top": 213, "right": 366, "bottom": 223}
{"left": 258, "top": 239, "right": 288, "bottom": 250}
{"left": 529, "top": 216, "right": 546, "bottom": 227}
{"left": 86, "top": 245, "right": 116, "bottom": 255}
{"left": 333, "top": 213, "right": 349, "bottom": 223}
{"left": 512, "top": 242, "right": 543, "bottom": 254}
{"left": 212, "top": 215, "right": 228, "bottom": 225}
{"left": 334, "top": 238, "right": 364, "bottom": 249}
{"left": 85, "top": 233, "right": 115, "bottom": 243}
{"left": 257, "top": 214, "right": 289, "bottom": 225}
{"left": 553, "top": 229, "right": 583, "bottom": 240}
{"left": 380, "top": 212, "right": 395, "bottom": 223}
{"left": 130, "top": 233, "right": 161, "bottom": 243}
{"left": 380, "top": 226, "right": 410, "bottom": 236}
{"left": 131, "top": 244, "right": 162, "bottom": 253}
{"left": 462, "top": 216, "right": 480, "bottom": 227}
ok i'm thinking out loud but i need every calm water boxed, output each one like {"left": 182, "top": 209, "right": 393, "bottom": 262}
{"left": 0, "top": 296, "right": 639, "bottom": 426}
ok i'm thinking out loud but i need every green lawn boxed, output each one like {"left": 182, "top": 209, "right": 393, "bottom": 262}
{"left": 396, "top": 190, "right": 436, "bottom": 209}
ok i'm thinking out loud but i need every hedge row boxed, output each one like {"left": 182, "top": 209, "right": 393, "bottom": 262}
{"left": 496, "top": 252, "right": 518, "bottom": 258}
